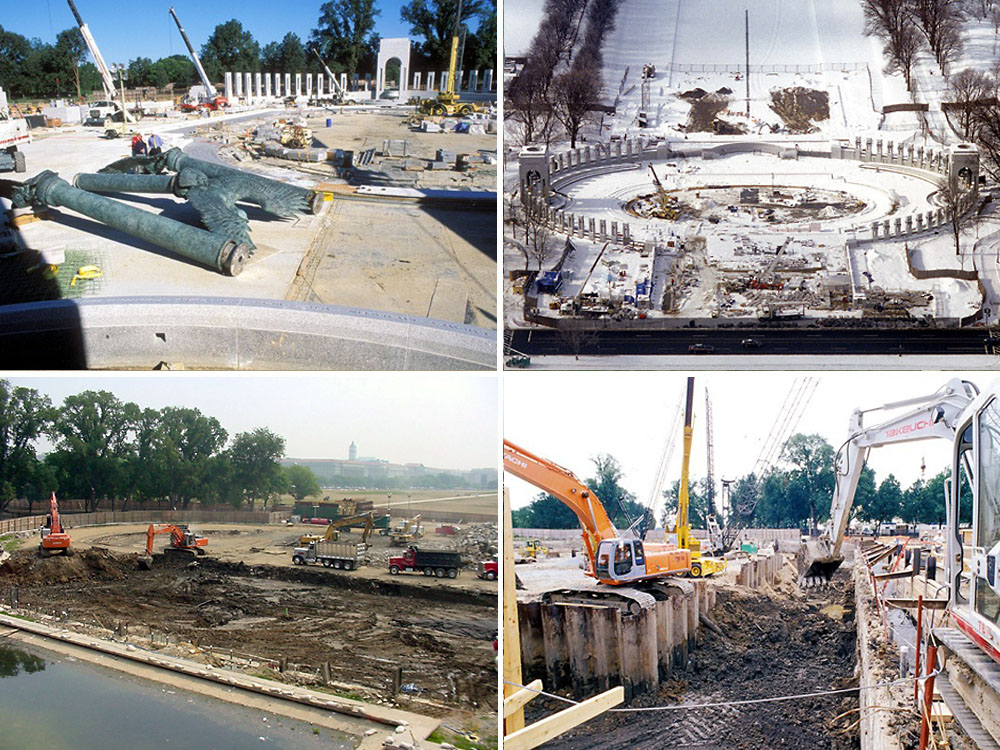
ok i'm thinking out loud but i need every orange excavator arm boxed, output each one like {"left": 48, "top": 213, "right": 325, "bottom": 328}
{"left": 503, "top": 439, "right": 618, "bottom": 567}
{"left": 48, "top": 492, "right": 63, "bottom": 535}
{"left": 146, "top": 524, "right": 182, "bottom": 556}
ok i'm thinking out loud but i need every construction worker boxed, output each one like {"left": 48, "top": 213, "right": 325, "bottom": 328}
{"left": 147, "top": 133, "right": 163, "bottom": 156}
{"left": 131, "top": 134, "right": 146, "bottom": 157}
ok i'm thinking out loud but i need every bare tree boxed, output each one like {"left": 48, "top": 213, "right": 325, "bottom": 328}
{"left": 933, "top": 11, "right": 964, "bottom": 75}
{"left": 863, "top": 0, "right": 923, "bottom": 89}
{"left": 552, "top": 65, "right": 599, "bottom": 148}
{"left": 948, "top": 69, "right": 996, "bottom": 138}
{"left": 523, "top": 209, "right": 553, "bottom": 271}
{"left": 938, "top": 172, "right": 976, "bottom": 257}
{"left": 506, "top": 64, "right": 555, "bottom": 145}
{"left": 887, "top": 22, "right": 923, "bottom": 89}
{"left": 913, "top": 0, "right": 962, "bottom": 60}
{"left": 971, "top": 100, "right": 1000, "bottom": 179}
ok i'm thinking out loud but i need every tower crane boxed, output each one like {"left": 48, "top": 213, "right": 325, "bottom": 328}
{"left": 722, "top": 375, "right": 818, "bottom": 550}
{"left": 169, "top": 7, "right": 228, "bottom": 111}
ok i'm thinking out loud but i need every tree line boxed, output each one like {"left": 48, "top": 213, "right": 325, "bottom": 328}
{"left": 0, "top": 0, "right": 496, "bottom": 100}
{"left": 0, "top": 380, "right": 294, "bottom": 515}
{"left": 512, "top": 433, "right": 972, "bottom": 531}
{"left": 506, "top": 0, "right": 619, "bottom": 148}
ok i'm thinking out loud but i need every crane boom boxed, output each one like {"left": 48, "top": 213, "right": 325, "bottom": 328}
{"left": 504, "top": 439, "right": 690, "bottom": 584}
{"left": 66, "top": 0, "right": 116, "bottom": 99}
{"left": 799, "top": 377, "right": 979, "bottom": 583}
{"left": 169, "top": 7, "right": 216, "bottom": 98}
{"left": 310, "top": 47, "right": 345, "bottom": 96}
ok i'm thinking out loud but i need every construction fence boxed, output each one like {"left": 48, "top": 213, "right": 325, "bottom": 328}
{"left": 0, "top": 509, "right": 290, "bottom": 535}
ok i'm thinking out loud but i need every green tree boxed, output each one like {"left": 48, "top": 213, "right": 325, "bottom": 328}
{"left": 0, "top": 25, "right": 31, "bottom": 98}
{"left": 662, "top": 476, "right": 712, "bottom": 529}
{"left": 511, "top": 492, "right": 578, "bottom": 529}
{"left": 312, "top": 0, "right": 381, "bottom": 75}
{"left": 128, "top": 57, "right": 155, "bottom": 87}
{"left": 278, "top": 33, "right": 307, "bottom": 73}
{"left": 780, "top": 433, "right": 836, "bottom": 526}
{"left": 228, "top": 427, "right": 287, "bottom": 510}
{"left": 463, "top": 0, "right": 496, "bottom": 71}
{"left": 54, "top": 27, "right": 88, "bottom": 100}
{"left": 0, "top": 380, "right": 55, "bottom": 514}
{"left": 154, "top": 407, "right": 228, "bottom": 509}
{"left": 153, "top": 54, "right": 198, "bottom": 88}
{"left": 199, "top": 20, "right": 260, "bottom": 82}
{"left": 50, "top": 390, "right": 139, "bottom": 512}
{"left": 585, "top": 454, "right": 649, "bottom": 531}
{"left": 285, "top": 464, "right": 321, "bottom": 500}
{"left": 861, "top": 474, "right": 904, "bottom": 528}
{"left": 400, "top": 0, "right": 487, "bottom": 68}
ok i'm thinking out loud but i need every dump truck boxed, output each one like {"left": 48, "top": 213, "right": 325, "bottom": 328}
{"left": 292, "top": 540, "right": 363, "bottom": 570}
{"left": 388, "top": 545, "right": 461, "bottom": 578}
{"left": 477, "top": 560, "right": 498, "bottom": 581}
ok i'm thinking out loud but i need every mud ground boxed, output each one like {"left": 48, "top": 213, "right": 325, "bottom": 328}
{"left": 0, "top": 543, "right": 498, "bottom": 718}
{"left": 530, "top": 571, "right": 859, "bottom": 749}
{"left": 769, "top": 87, "right": 830, "bottom": 133}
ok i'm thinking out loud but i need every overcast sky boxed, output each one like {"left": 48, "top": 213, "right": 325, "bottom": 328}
{"left": 504, "top": 371, "right": 995, "bottom": 511}
{"left": 5, "top": 373, "right": 498, "bottom": 470}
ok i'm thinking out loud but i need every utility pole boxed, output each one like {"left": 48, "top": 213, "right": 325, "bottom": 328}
{"left": 745, "top": 9, "right": 750, "bottom": 118}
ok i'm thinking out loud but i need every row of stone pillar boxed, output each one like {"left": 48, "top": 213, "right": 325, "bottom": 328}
{"left": 845, "top": 136, "right": 946, "bottom": 173}
{"left": 223, "top": 68, "right": 496, "bottom": 102}
{"left": 736, "top": 551, "right": 784, "bottom": 588}
{"left": 870, "top": 208, "right": 947, "bottom": 239}
{"left": 550, "top": 138, "right": 643, "bottom": 175}
{"left": 526, "top": 193, "right": 631, "bottom": 245}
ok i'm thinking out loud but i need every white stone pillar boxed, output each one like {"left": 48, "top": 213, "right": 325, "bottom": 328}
{"left": 413, "top": 72, "right": 421, "bottom": 90}
{"left": 440, "top": 71, "right": 448, "bottom": 91}
{"left": 469, "top": 70, "right": 478, "bottom": 91}
{"left": 427, "top": 72, "right": 435, "bottom": 91}
{"left": 316, "top": 73, "right": 325, "bottom": 96}
{"left": 340, "top": 73, "right": 348, "bottom": 93}
{"left": 485, "top": 69, "right": 494, "bottom": 91}
{"left": 456, "top": 69, "right": 464, "bottom": 91}
{"left": 306, "top": 73, "right": 313, "bottom": 96}
{"left": 284, "top": 73, "right": 292, "bottom": 97}
{"left": 264, "top": 73, "right": 272, "bottom": 99}
{"left": 244, "top": 72, "right": 252, "bottom": 101}
{"left": 224, "top": 72, "right": 233, "bottom": 101}
{"left": 294, "top": 73, "right": 302, "bottom": 96}
{"left": 254, "top": 72, "right": 262, "bottom": 100}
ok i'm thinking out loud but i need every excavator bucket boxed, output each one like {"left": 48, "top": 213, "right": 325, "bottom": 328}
{"left": 796, "top": 539, "right": 843, "bottom": 586}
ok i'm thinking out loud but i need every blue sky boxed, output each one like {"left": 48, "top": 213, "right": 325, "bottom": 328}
{"left": 4, "top": 0, "right": 415, "bottom": 66}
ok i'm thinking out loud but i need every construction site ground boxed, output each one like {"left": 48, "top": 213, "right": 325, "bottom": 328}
{"left": 0, "top": 523, "right": 499, "bottom": 746}
{"left": 524, "top": 562, "right": 861, "bottom": 749}
{"left": 2, "top": 106, "right": 496, "bottom": 328}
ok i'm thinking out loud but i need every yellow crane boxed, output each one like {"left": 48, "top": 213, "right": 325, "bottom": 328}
{"left": 389, "top": 514, "right": 423, "bottom": 546}
{"left": 668, "top": 377, "right": 727, "bottom": 578}
{"left": 419, "top": 0, "right": 480, "bottom": 116}
{"left": 298, "top": 512, "right": 377, "bottom": 546}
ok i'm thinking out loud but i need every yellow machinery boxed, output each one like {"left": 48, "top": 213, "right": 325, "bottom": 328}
{"left": 299, "top": 512, "right": 377, "bottom": 546}
{"left": 418, "top": 0, "right": 481, "bottom": 117}
{"left": 519, "top": 539, "right": 548, "bottom": 559}
{"left": 669, "top": 377, "right": 727, "bottom": 578}
{"left": 389, "top": 514, "right": 422, "bottom": 546}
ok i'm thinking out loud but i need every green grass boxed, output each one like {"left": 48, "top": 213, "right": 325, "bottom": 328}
{"left": 0, "top": 535, "right": 23, "bottom": 552}
{"left": 426, "top": 729, "right": 498, "bottom": 750}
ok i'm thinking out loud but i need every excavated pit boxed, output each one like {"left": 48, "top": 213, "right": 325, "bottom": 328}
{"left": 0, "top": 548, "right": 496, "bottom": 712}
{"left": 527, "top": 571, "right": 860, "bottom": 749}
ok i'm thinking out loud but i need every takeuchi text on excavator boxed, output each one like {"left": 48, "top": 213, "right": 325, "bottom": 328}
{"left": 503, "top": 440, "right": 691, "bottom": 585}
{"left": 139, "top": 523, "right": 208, "bottom": 569}
{"left": 39, "top": 492, "right": 72, "bottom": 557}
{"left": 798, "top": 377, "right": 979, "bottom": 585}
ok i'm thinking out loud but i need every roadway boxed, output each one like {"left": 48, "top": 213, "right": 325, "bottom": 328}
{"left": 508, "top": 326, "right": 1000, "bottom": 357}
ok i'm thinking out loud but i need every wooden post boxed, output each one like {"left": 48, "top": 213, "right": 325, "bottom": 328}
{"left": 504, "top": 488, "right": 526, "bottom": 734}
{"left": 914, "top": 595, "right": 923, "bottom": 703}
{"left": 918, "top": 644, "right": 938, "bottom": 750}
{"left": 321, "top": 661, "right": 331, "bottom": 685}
{"left": 391, "top": 665, "right": 403, "bottom": 695}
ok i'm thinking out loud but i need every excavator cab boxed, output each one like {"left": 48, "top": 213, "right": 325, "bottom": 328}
{"left": 595, "top": 539, "right": 647, "bottom": 582}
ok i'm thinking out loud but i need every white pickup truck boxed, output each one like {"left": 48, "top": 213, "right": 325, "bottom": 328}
{"left": 0, "top": 94, "right": 29, "bottom": 173}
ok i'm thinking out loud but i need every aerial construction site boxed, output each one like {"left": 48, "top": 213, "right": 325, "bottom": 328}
{"left": 503, "top": 0, "right": 1000, "bottom": 361}
{"left": 0, "top": 0, "right": 497, "bottom": 369}
{"left": 502, "top": 371, "right": 1000, "bottom": 750}
{"left": 0, "top": 375, "right": 499, "bottom": 749}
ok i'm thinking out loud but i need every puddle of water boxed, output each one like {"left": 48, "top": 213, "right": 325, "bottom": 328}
{"left": 0, "top": 640, "right": 356, "bottom": 749}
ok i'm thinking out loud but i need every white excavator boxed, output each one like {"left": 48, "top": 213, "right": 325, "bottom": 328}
{"left": 798, "top": 377, "right": 979, "bottom": 585}
{"left": 798, "top": 377, "right": 1000, "bottom": 744}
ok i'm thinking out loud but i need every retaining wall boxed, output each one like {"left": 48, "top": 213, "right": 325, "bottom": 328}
{"left": 0, "top": 509, "right": 290, "bottom": 535}
{"left": 735, "top": 550, "right": 784, "bottom": 588}
{"left": 517, "top": 579, "right": 714, "bottom": 701}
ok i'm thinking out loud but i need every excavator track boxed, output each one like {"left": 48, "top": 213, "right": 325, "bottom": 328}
{"left": 541, "top": 587, "right": 658, "bottom": 616}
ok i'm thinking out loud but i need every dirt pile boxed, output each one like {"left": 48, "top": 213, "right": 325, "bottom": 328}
{"left": 0, "top": 547, "right": 135, "bottom": 585}
{"left": 539, "top": 574, "right": 859, "bottom": 749}
{"left": 770, "top": 87, "right": 830, "bottom": 133}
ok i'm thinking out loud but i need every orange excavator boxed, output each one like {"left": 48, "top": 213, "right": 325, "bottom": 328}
{"left": 503, "top": 441, "right": 691, "bottom": 587}
{"left": 39, "top": 492, "right": 72, "bottom": 557}
{"left": 139, "top": 524, "right": 208, "bottom": 569}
